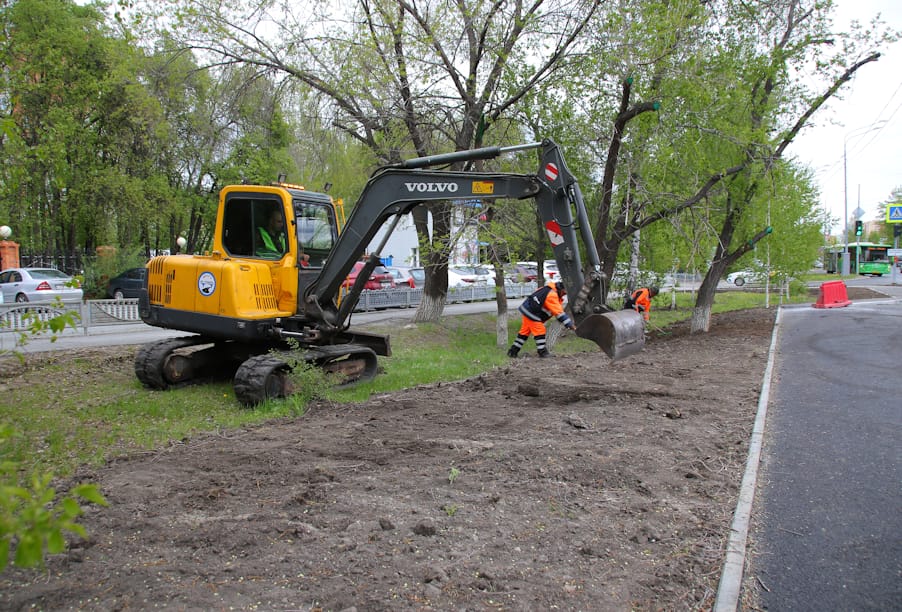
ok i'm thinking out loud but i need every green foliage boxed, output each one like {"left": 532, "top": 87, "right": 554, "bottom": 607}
{"left": 448, "top": 467, "right": 461, "bottom": 485}
{"left": 0, "top": 426, "right": 108, "bottom": 572}
{"left": 81, "top": 247, "right": 147, "bottom": 299}
{"left": 0, "top": 306, "right": 105, "bottom": 573}
{"left": 0, "top": 303, "right": 81, "bottom": 354}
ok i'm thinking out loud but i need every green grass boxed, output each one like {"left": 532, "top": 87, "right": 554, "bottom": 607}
{"left": 1, "top": 286, "right": 811, "bottom": 478}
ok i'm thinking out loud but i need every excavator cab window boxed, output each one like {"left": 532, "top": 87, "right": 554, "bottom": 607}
{"left": 293, "top": 200, "right": 336, "bottom": 268}
{"left": 221, "top": 194, "right": 288, "bottom": 259}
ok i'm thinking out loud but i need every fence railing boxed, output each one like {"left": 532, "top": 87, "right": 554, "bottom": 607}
{"left": 0, "top": 282, "right": 540, "bottom": 333}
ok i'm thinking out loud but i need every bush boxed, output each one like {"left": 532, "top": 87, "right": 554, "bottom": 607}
{"left": 82, "top": 246, "right": 147, "bottom": 299}
{"left": 0, "top": 425, "right": 108, "bottom": 572}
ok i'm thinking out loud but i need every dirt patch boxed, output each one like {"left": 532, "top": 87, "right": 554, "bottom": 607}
{"left": 0, "top": 303, "right": 845, "bottom": 609}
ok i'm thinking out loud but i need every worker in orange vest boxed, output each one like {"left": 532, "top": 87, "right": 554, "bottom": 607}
{"left": 623, "top": 286, "right": 659, "bottom": 321}
{"left": 507, "top": 281, "right": 576, "bottom": 358}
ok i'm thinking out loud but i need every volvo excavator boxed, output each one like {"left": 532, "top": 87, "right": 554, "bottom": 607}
{"left": 136, "top": 139, "right": 646, "bottom": 405}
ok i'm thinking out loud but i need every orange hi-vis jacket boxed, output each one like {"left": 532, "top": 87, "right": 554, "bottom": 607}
{"left": 518, "top": 281, "right": 574, "bottom": 328}
{"left": 627, "top": 287, "right": 654, "bottom": 321}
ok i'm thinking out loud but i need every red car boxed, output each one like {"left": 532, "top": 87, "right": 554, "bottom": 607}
{"left": 342, "top": 261, "right": 396, "bottom": 290}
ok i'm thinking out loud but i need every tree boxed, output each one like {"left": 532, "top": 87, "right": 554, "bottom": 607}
{"left": 569, "top": 0, "right": 895, "bottom": 332}
{"left": 143, "top": 0, "right": 600, "bottom": 321}
{"left": 1, "top": 314, "right": 107, "bottom": 573}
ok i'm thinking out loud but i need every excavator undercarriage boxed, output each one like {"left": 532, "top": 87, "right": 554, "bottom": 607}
{"left": 134, "top": 337, "right": 380, "bottom": 406}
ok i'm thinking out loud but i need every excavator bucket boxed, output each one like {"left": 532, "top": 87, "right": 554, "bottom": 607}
{"left": 576, "top": 310, "right": 646, "bottom": 361}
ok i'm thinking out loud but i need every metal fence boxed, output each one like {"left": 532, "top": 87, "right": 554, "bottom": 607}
{"left": 17, "top": 253, "right": 92, "bottom": 277}
{"left": 0, "top": 282, "right": 540, "bottom": 334}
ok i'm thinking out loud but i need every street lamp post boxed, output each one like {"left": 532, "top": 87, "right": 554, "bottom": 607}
{"left": 842, "top": 121, "right": 887, "bottom": 275}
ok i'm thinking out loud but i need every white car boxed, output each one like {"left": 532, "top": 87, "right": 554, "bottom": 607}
{"left": 0, "top": 267, "right": 84, "bottom": 303}
{"left": 542, "top": 260, "right": 560, "bottom": 282}
{"left": 386, "top": 266, "right": 417, "bottom": 288}
{"left": 449, "top": 265, "right": 492, "bottom": 287}
{"left": 726, "top": 269, "right": 774, "bottom": 287}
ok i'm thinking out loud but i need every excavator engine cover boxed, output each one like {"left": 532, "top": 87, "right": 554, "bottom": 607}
{"left": 575, "top": 310, "right": 646, "bottom": 361}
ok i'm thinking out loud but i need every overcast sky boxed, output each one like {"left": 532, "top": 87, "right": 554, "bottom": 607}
{"left": 786, "top": 0, "right": 902, "bottom": 232}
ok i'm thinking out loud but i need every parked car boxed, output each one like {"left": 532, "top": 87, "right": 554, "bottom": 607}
{"left": 0, "top": 267, "right": 84, "bottom": 303}
{"left": 726, "top": 269, "right": 775, "bottom": 287}
{"left": 408, "top": 267, "right": 426, "bottom": 288}
{"left": 448, "top": 264, "right": 492, "bottom": 287}
{"left": 342, "top": 261, "right": 396, "bottom": 290}
{"left": 386, "top": 266, "right": 416, "bottom": 289}
{"left": 505, "top": 263, "right": 538, "bottom": 283}
{"left": 106, "top": 267, "right": 146, "bottom": 299}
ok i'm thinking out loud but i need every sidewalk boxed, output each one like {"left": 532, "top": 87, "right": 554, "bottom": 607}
{"left": 716, "top": 283, "right": 902, "bottom": 610}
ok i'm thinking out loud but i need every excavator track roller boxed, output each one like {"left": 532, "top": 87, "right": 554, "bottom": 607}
{"left": 576, "top": 310, "right": 646, "bottom": 361}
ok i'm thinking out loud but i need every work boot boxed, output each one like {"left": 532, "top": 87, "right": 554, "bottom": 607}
{"left": 507, "top": 347, "right": 519, "bottom": 358}
{"left": 537, "top": 349, "right": 550, "bottom": 358}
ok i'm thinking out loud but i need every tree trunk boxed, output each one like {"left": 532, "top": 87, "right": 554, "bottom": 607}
{"left": 690, "top": 303, "right": 712, "bottom": 334}
{"left": 628, "top": 230, "right": 640, "bottom": 293}
{"left": 412, "top": 203, "right": 452, "bottom": 323}
{"left": 690, "top": 272, "right": 721, "bottom": 333}
{"left": 493, "top": 265, "right": 509, "bottom": 348}
{"left": 415, "top": 291, "right": 446, "bottom": 323}
{"left": 496, "top": 307, "right": 509, "bottom": 348}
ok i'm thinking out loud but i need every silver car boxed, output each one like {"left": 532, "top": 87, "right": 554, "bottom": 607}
{"left": 0, "top": 267, "right": 84, "bottom": 303}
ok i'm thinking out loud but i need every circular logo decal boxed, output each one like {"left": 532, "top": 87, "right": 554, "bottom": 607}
{"left": 198, "top": 271, "right": 216, "bottom": 296}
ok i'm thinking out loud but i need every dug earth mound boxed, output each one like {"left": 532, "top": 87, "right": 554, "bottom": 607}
{"left": 0, "top": 304, "right": 830, "bottom": 609}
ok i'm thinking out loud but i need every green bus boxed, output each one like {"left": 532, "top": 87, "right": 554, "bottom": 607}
{"left": 825, "top": 242, "right": 892, "bottom": 276}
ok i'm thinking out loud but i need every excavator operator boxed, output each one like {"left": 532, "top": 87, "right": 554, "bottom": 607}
{"left": 507, "top": 280, "right": 576, "bottom": 359}
{"left": 256, "top": 208, "right": 287, "bottom": 258}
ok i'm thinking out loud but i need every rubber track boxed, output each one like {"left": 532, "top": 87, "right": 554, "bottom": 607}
{"left": 133, "top": 336, "right": 210, "bottom": 390}
{"left": 233, "top": 354, "right": 289, "bottom": 407}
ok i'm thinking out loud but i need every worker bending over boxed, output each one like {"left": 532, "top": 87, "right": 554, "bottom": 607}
{"left": 624, "top": 286, "right": 659, "bottom": 321}
{"left": 507, "top": 281, "right": 576, "bottom": 359}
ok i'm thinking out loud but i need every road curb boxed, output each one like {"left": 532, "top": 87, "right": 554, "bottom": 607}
{"left": 713, "top": 305, "right": 783, "bottom": 611}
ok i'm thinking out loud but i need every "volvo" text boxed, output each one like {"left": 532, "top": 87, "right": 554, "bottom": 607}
{"left": 404, "top": 182, "right": 459, "bottom": 193}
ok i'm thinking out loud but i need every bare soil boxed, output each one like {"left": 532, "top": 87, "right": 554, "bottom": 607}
{"left": 1, "top": 295, "right": 872, "bottom": 611}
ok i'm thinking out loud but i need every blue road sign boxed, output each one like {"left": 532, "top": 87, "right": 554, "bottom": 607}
{"left": 888, "top": 205, "right": 902, "bottom": 223}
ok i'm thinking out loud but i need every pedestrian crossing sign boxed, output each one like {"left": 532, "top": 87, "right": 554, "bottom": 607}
{"left": 888, "top": 204, "right": 902, "bottom": 223}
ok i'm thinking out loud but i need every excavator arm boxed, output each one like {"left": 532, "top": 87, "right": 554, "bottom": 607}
{"left": 304, "top": 139, "right": 644, "bottom": 360}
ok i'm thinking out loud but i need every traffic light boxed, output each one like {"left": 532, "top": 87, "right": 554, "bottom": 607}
{"left": 855, "top": 220, "right": 863, "bottom": 236}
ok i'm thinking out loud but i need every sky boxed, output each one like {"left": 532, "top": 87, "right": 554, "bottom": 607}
{"left": 787, "top": 0, "right": 902, "bottom": 234}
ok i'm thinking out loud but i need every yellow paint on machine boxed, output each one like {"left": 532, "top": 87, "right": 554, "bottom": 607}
{"left": 147, "top": 254, "right": 296, "bottom": 319}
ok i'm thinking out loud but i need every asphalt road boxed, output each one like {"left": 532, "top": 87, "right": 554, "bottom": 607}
{"left": 750, "top": 289, "right": 902, "bottom": 610}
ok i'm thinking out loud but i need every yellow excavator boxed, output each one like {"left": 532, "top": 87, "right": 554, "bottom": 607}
{"left": 136, "top": 139, "right": 645, "bottom": 405}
